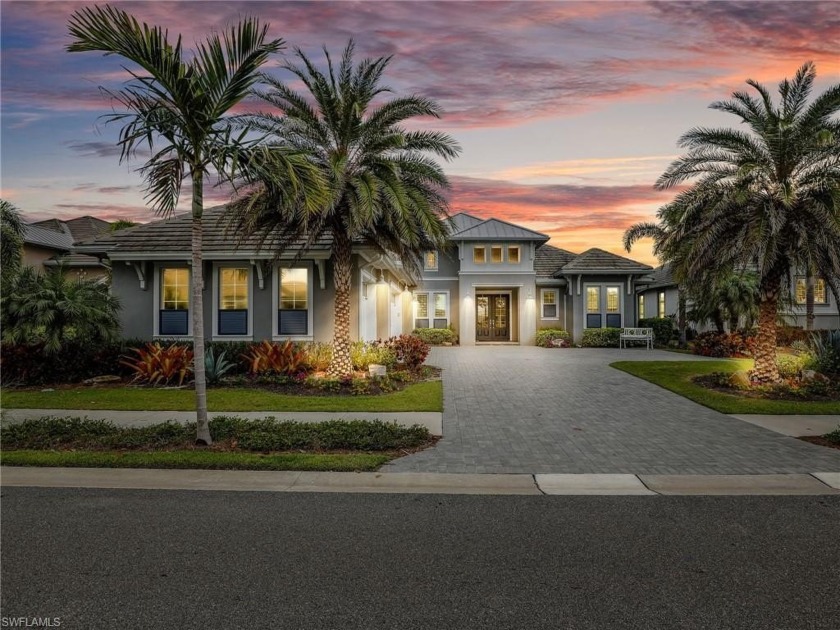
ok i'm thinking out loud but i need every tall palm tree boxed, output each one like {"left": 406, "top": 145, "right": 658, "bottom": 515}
{"left": 67, "top": 5, "right": 302, "bottom": 443}
{"left": 652, "top": 62, "right": 840, "bottom": 382}
{"left": 1, "top": 200, "right": 25, "bottom": 285}
{"left": 229, "top": 42, "right": 461, "bottom": 376}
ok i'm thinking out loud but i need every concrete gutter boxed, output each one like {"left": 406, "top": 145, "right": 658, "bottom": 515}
{"left": 2, "top": 468, "right": 839, "bottom": 496}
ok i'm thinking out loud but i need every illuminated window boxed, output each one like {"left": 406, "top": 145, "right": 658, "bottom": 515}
{"left": 795, "top": 277, "right": 827, "bottom": 305}
{"left": 414, "top": 292, "right": 449, "bottom": 328}
{"left": 508, "top": 246, "right": 520, "bottom": 264}
{"left": 415, "top": 293, "right": 429, "bottom": 318}
{"left": 159, "top": 268, "right": 189, "bottom": 336}
{"left": 473, "top": 246, "right": 486, "bottom": 264}
{"left": 424, "top": 251, "right": 438, "bottom": 271}
{"left": 220, "top": 268, "right": 248, "bottom": 310}
{"left": 491, "top": 245, "right": 503, "bottom": 263}
{"left": 434, "top": 292, "right": 447, "bottom": 318}
{"left": 278, "top": 267, "right": 309, "bottom": 336}
{"left": 587, "top": 287, "right": 600, "bottom": 312}
{"left": 606, "top": 287, "right": 619, "bottom": 312}
{"left": 638, "top": 294, "right": 645, "bottom": 322}
{"left": 658, "top": 291, "right": 666, "bottom": 318}
{"left": 542, "top": 289, "right": 558, "bottom": 319}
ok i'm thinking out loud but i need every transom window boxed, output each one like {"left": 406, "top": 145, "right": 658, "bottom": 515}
{"left": 795, "top": 277, "right": 828, "bottom": 305}
{"left": 508, "top": 246, "right": 520, "bottom": 264}
{"left": 491, "top": 245, "right": 503, "bottom": 264}
{"left": 424, "top": 251, "right": 438, "bottom": 271}
{"left": 473, "top": 246, "right": 486, "bottom": 264}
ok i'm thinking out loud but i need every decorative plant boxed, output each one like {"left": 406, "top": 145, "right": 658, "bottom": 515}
{"left": 204, "top": 347, "right": 235, "bottom": 385}
{"left": 809, "top": 330, "right": 840, "bottom": 375}
{"left": 384, "top": 335, "right": 430, "bottom": 370}
{"left": 242, "top": 340, "right": 310, "bottom": 376}
{"left": 121, "top": 342, "right": 194, "bottom": 386}
{"left": 351, "top": 341, "right": 397, "bottom": 371}
{"left": 535, "top": 328, "right": 572, "bottom": 348}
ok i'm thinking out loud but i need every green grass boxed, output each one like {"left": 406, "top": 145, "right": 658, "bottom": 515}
{"left": 611, "top": 360, "right": 840, "bottom": 415}
{"left": 0, "top": 449, "right": 390, "bottom": 471}
{"left": 0, "top": 380, "right": 442, "bottom": 412}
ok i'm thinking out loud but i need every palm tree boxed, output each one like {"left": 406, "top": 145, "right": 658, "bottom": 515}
{"left": 652, "top": 62, "right": 840, "bottom": 382}
{"left": 688, "top": 271, "right": 759, "bottom": 333}
{"left": 2, "top": 266, "right": 121, "bottom": 352}
{"left": 229, "top": 42, "right": 461, "bottom": 376}
{"left": 1, "top": 200, "right": 25, "bottom": 285}
{"left": 67, "top": 5, "right": 292, "bottom": 443}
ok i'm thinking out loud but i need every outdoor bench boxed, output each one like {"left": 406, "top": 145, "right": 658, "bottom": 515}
{"left": 619, "top": 327, "right": 653, "bottom": 349}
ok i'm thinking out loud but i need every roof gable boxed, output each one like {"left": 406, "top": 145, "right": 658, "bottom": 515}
{"left": 534, "top": 244, "right": 577, "bottom": 278}
{"left": 558, "top": 248, "right": 652, "bottom": 274}
{"left": 451, "top": 217, "right": 549, "bottom": 242}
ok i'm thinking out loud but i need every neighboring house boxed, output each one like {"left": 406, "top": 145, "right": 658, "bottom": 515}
{"left": 77, "top": 208, "right": 655, "bottom": 345}
{"left": 23, "top": 216, "right": 111, "bottom": 280}
{"left": 636, "top": 263, "right": 840, "bottom": 331}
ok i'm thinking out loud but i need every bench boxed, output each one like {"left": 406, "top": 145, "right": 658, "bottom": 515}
{"left": 620, "top": 327, "right": 653, "bottom": 349}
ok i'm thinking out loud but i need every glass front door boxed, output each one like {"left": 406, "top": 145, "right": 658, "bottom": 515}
{"left": 476, "top": 294, "right": 510, "bottom": 341}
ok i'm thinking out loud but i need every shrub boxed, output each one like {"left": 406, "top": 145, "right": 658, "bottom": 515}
{"left": 776, "top": 326, "right": 809, "bottom": 347}
{"left": 351, "top": 341, "right": 397, "bottom": 371}
{"left": 383, "top": 334, "right": 430, "bottom": 370}
{"left": 412, "top": 328, "right": 457, "bottom": 345}
{"left": 776, "top": 354, "right": 809, "bottom": 378}
{"left": 205, "top": 341, "right": 251, "bottom": 375}
{"left": 121, "top": 342, "right": 194, "bottom": 386}
{"left": 303, "top": 342, "right": 333, "bottom": 372}
{"left": 809, "top": 330, "right": 840, "bottom": 375}
{"left": 204, "top": 347, "right": 235, "bottom": 385}
{"left": 535, "top": 328, "right": 571, "bottom": 348}
{"left": 692, "top": 331, "right": 755, "bottom": 358}
{"left": 580, "top": 328, "right": 621, "bottom": 348}
{"left": 638, "top": 318, "right": 674, "bottom": 346}
{"left": 0, "top": 340, "right": 137, "bottom": 386}
{"left": 242, "top": 340, "right": 310, "bottom": 376}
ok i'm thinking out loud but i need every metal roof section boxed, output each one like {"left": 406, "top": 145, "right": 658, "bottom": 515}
{"left": 450, "top": 216, "right": 549, "bottom": 242}
{"left": 557, "top": 248, "right": 653, "bottom": 275}
{"left": 23, "top": 223, "right": 74, "bottom": 250}
{"left": 448, "top": 212, "right": 485, "bottom": 233}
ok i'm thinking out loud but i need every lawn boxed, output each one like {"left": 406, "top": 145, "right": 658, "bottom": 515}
{"left": 0, "top": 450, "right": 390, "bottom": 471}
{"left": 0, "top": 380, "right": 442, "bottom": 412}
{"left": 611, "top": 360, "right": 840, "bottom": 415}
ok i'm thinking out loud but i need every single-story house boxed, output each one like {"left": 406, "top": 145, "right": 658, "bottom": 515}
{"left": 23, "top": 216, "right": 111, "bottom": 280}
{"left": 75, "top": 208, "right": 658, "bottom": 345}
{"left": 636, "top": 263, "right": 840, "bottom": 331}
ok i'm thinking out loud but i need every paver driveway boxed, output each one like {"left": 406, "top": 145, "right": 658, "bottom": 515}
{"left": 385, "top": 347, "right": 840, "bottom": 474}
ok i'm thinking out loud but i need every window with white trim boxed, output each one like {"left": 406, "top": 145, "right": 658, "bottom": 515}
{"left": 278, "top": 267, "right": 310, "bottom": 336}
{"left": 491, "top": 245, "right": 503, "bottom": 264}
{"left": 424, "top": 251, "right": 438, "bottom": 271}
{"left": 541, "top": 289, "right": 558, "bottom": 319}
{"left": 508, "top": 246, "right": 520, "bottom": 264}
{"left": 658, "top": 291, "right": 666, "bottom": 318}
{"left": 473, "top": 246, "right": 486, "bottom": 264}
{"left": 218, "top": 267, "right": 249, "bottom": 335}
{"left": 795, "top": 277, "right": 828, "bottom": 305}
{"left": 586, "top": 286, "right": 601, "bottom": 328}
{"left": 159, "top": 267, "right": 189, "bottom": 336}
{"left": 414, "top": 291, "right": 449, "bottom": 328}
{"left": 638, "top": 294, "right": 645, "bottom": 324}
{"left": 584, "top": 284, "right": 622, "bottom": 328}
{"left": 605, "top": 286, "right": 621, "bottom": 328}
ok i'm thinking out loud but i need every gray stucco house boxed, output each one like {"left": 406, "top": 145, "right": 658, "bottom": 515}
{"left": 636, "top": 264, "right": 840, "bottom": 331}
{"left": 76, "top": 208, "right": 655, "bottom": 345}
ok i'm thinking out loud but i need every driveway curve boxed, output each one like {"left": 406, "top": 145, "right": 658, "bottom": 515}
{"left": 385, "top": 347, "right": 840, "bottom": 474}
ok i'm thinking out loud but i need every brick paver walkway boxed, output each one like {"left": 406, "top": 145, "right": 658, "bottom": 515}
{"left": 385, "top": 347, "right": 840, "bottom": 474}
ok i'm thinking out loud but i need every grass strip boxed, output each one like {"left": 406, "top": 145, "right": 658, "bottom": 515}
{"left": 1, "top": 380, "right": 443, "bottom": 412}
{"left": 611, "top": 360, "right": 840, "bottom": 415}
{"left": 0, "top": 449, "right": 391, "bottom": 471}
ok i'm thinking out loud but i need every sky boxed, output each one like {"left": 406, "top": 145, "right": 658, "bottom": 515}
{"left": 2, "top": 0, "right": 839, "bottom": 265}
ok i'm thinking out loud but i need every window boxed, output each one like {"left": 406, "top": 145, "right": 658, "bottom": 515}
{"left": 217, "top": 267, "right": 249, "bottom": 335}
{"left": 278, "top": 267, "right": 309, "bottom": 336}
{"left": 424, "top": 251, "right": 438, "bottom": 271}
{"left": 508, "top": 246, "right": 520, "bottom": 264}
{"left": 414, "top": 291, "right": 448, "bottom": 328}
{"left": 658, "top": 291, "right": 666, "bottom": 318}
{"left": 491, "top": 245, "right": 503, "bottom": 264}
{"left": 586, "top": 286, "right": 601, "bottom": 328}
{"left": 605, "top": 286, "right": 621, "bottom": 328}
{"left": 541, "top": 289, "right": 558, "bottom": 319}
{"left": 159, "top": 268, "right": 189, "bottom": 336}
{"left": 795, "top": 277, "right": 828, "bottom": 305}
{"left": 473, "top": 246, "right": 486, "bottom": 264}
{"left": 638, "top": 294, "right": 646, "bottom": 323}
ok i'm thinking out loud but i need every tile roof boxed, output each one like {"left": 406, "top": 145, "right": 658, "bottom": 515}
{"left": 31, "top": 215, "right": 111, "bottom": 244}
{"left": 644, "top": 264, "right": 676, "bottom": 289}
{"left": 75, "top": 205, "right": 333, "bottom": 257}
{"left": 534, "top": 244, "right": 577, "bottom": 279}
{"left": 23, "top": 223, "right": 74, "bottom": 250}
{"left": 557, "top": 248, "right": 653, "bottom": 274}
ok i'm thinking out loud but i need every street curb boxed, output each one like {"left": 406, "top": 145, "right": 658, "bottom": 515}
{"left": 2, "top": 467, "right": 840, "bottom": 495}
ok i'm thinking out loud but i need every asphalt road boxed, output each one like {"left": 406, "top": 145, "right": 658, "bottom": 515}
{"left": 2, "top": 488, "right": 839, "bottom": 629}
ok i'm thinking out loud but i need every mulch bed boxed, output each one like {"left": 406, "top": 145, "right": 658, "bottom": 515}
{"left": 693, "top": 375, "right": 840, "bottom": 402}
{"left": 798, "top": 436, "right": 840, "bottom": 451}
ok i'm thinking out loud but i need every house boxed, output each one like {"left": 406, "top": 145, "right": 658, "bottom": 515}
{"left": 76, "top": 207, "right": 657, "bottom": 345}
{"left": 636, "top": 263, "right": 840, "bottom": 331}
{"left": 23, "top": 216, "right": 111, "bottom": 280}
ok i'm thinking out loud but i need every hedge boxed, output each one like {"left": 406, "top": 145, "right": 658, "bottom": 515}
{"left": 638, "top": 317, "right": 674, "bottom": 346}
{"left": 412, "top": 328, "right": 457, "bottom": 345}
{"left": 535, "top": 328, "right": 571, "bottom": 348}
{"left": 581, "top": 328, "right": 621, "bottom": 347}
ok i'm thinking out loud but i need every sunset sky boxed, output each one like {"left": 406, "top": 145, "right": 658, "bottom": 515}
{"left": 2, "top": 1, "right": 838, "bottom": 265}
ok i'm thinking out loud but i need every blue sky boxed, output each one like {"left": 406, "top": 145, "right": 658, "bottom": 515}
{"left": 2, "top": 1, "right": 838, "bottom": 263}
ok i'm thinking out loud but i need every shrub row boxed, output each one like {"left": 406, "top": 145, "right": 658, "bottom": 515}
{"left": 580, "top": 328, "right": 621, "bottom": 347}
{"left": 638, "top": 317, "right": 675, "bottom": 346}
{"left": 535, "top": 328, "right": 571, "bottom": 348}
{"left": 691, "top": 331, "right": 756, "bottom": 358}
{"left": 3, "top": 416, "right": 431, "bottom": 452}
{"left": 412, "top": 327, "right": 457, "bottom": 345}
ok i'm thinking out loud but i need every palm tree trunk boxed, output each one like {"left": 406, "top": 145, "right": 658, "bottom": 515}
{"left": 752, "top": 272, "right": 782, "bottom": 384}
{"left": 805, "top": 269, "right": 815, "bottom": 331}
{"left": 191, "top": 169, "right": 212, "bottom": 445}
{"left": 328, "top": 229, "right": 354, "bottom": 377}
{"left": 677, "top": 290, "right": 687, "bottom": 347}
{"left": 713, "top": 309, "right": 725, "bottom": 334}
{"left": 729, "top": 316, "right": 739, "bottom": 333}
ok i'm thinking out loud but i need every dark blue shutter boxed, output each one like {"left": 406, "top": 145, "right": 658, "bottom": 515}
{"left": 219, "top": 309, "right": 248, "bottom": 335}
{"left": 586, "top": 313, "right": 602, "bottom": 329}
{"left": 606, "top": 314, "right": 622, "bottom": 328}
{"left": 160, "top": 309, "right": 188, "bottom": 336}
{"left": 279, "top": 309, "right": 308, "bottom": 335}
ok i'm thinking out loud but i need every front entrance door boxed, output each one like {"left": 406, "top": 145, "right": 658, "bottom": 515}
{"left": 476, "top": 294, "right": 510, "bottom": 342}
